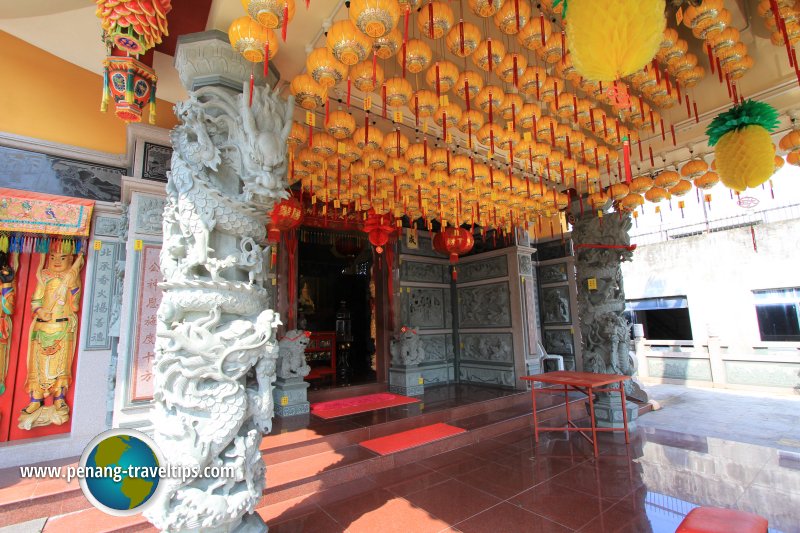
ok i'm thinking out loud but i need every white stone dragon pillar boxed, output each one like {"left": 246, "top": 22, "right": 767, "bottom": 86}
{"left": 143, "top": 31, "right": 292, "bottom": 533}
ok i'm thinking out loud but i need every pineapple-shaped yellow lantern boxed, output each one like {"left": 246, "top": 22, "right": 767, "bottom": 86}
{"left": 706, "top": 100, "right": 780, "bottom": 191}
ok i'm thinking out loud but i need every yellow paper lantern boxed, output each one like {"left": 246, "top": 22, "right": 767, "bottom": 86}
{"left": 518, "top": 66, "right": 548, "bottom": 97}
{"left": 417, "top": 1, "right": 454, "bottom": 38}
{"left": 501, "top": 93, "right": 524, "bottom": 122}
{"left": 628, "top": 176, "right": 653, "bottom": 195}
{"left": 363, "top": 148, "right": 388, "bottom": 168}
{"left": 468, "top": 0, "right": 503, "bottom": 17}
{"left": 288, "top": 121, "right": 308, "bottom": 148}
{"left": 446, "top": 21, "right": 482, "bottom": 57}
{"left": 654, "top": 169, "right": 680, "bottom": 189}
{"left": 228, "top": 16, "right": 279, "bottom": 63}
{"left": 382, "top": 129, "right": 410, "bottom": 155}
{"left": 350, "top": 60, "right": 384, "bottom": 92}
{"left": 694, "top": 172, "right": 719, "bottom": 190}
{"left": 475, "top": 85, "right": 506, "bottom": 115}
{"left": 493, "top": 0, "right": 530, "bottom": 35}
{"left": 645, "top": 186, "right": 668, "bottom": 203}
{"left": 517, "top": 103, "right": 542, "bottom": 129}
{"left": 327, "top": 20, "right": 373, "bottom": 66}
{"left": 354, "top": 125, "right": 384, "bottom": 150}
{"left": 497, "top": 53, "right": 527, "bottom": 83}
{"left": 307, "top": 47, "right": 348, "bottom": 88}
{"left": 455, "top": 70, "right": 484, "bottom": 101}
{"left": 680, "top": 158, "right": 709, "bottom": 181}
{"left": 349, "top": 0, "right": 401, "bottom": 38}
{"left": 669, "top": 179, "right": 693, "bottom": 197}
{"left": 472, "top": 38, "right": 506, "bottom": 72}
{"left": 413, "top": 89, "right": 439, "bottom": 118}
{"left": 518, "top": 16, "right": 552, "bottom": 51}
{"left": 311, "top": 132, "right": 337, "bottom": 158}
{"left": 566, "top": 0, "right": 666, "bottom": 81}
{"left": 374, "top": 27, "right": 403, "bottom": 58}
{"left": 620, "top": 193, "right": 644, "bottom": 211}
{"left": 384, "top": 77, "right": 413, "bottom": 107}
{"left": 242, "top": 0, "right": 295, "bottom": 29}
{"left": 458, "top": 110, "right": 485, "bottom": 133}
{"left": 434, "top": 103, "right": 462, "bottom": 128}
{"left": 400, "top": 39, "right": 433, "bottom": 73}
{"left": 326, "top": 110, "right": 356, "bottom": 139}
{"left": 425, "top": 61, "right": 459, "bottom": 93}
{"left": 538, "top": 32, "right": 564, "bottom": 64}
{"left": 290, "top": 74, "right": 326, "bottom": 110}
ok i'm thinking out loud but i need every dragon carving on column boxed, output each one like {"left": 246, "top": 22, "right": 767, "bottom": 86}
{"left": 571, "top": 210, "right": 648, "bottom": 402}
{"left": 144, "top": 82, "right": 294, "bottom": 533}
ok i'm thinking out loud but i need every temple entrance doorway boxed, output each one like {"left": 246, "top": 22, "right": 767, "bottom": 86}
{"left": 296, "top": 228, "right": 376, "bottom": 389}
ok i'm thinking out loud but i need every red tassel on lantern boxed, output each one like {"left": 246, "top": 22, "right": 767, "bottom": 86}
{"left": 282, "top": 2, "right": 288, "bottom": 41}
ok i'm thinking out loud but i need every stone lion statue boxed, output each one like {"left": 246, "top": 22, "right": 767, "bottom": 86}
{"left": 276, "top": 330, "right": 311, "bottom": 380}
{"left": 390, "top": 328, "right": 425, "bottom": 366}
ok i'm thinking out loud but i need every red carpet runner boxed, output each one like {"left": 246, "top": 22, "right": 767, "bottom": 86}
{"left": 359, "top": 423, "right": 467, "bottom": 455}
{"left": 310, "top": 393, "right": 420, "bottom": 419}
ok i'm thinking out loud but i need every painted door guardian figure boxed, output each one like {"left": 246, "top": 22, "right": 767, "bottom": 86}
{"left": 18, "top": 251, "right": 84, "bottom": 429}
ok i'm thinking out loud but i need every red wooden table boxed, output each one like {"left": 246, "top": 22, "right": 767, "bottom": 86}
{"left": 521, "top": 371, "right": 631, "bottom": 457}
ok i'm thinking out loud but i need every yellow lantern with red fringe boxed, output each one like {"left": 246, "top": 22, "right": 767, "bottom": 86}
{"left": 468, "top": 0, "right": 503, "bottom": 17}
{"left": 473, "top": 38, "right": 506, "bottom": 71}
{"left": 456, "top": 70, "right": 484, "bottom": 102}
{"left": 349, "top": 0, "right": 401, "bottom": 38}
{"left": 417, "top": 1, "right": 454, "bottom": 38}
{"left": 242, "top": 0, "right": 295, "bottom": 40}
{"left": 307, "top": 47, "right": 348, "bottom": 88}
{"left": 290, "top": 74, "right": 326, "bottom": 109}
{"left": 102, "top": 56, "right": 158, "bottom": 124}
{"left": 446, "top": 21, "right": 482, "bottom": 57}
{"left": 374, "top": 27, "right": 403, "bottom": 58}
{"left": 413, "top": 90, "right": 439, "bottom": 119}
{"left": 288, "top": 121, "right": 308, "bottom": 147}
{"left": 229, "top": 16, "right": 279, "bottom": 62}
{"left": 494, "top": 0, "right": 530, "bottom": 35}
{"left": 400, "top": 39, "right": 433, "bottom": 73}
{"left": 620, "top": 193, "right": 644, "bottom": 212}
{"left": 497, "top": 53, "right": 527, "bottom": 84}
{"left": 326, "top": 110, "right": 356, "bottom": 139}
{"left": 327, "top": 19, "right": 373, "bottom": 65}
{"left": 425, "top": 61, "right": 459, "bottom": 93}
{"left": 384, "top": 77, "right": 413, "bottom": 107}
{"left": 350, "top": 60, "right": 384, "bottom": 92}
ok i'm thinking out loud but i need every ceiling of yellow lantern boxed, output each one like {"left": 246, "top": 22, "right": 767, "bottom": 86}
{"left": 276, "top": 0, "right": 791, "bottom": 231}
{"left": 4, "top": 0, "right": 800, "bottom": 229}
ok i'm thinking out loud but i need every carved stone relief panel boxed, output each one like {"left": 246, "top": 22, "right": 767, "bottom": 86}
{"left": 458, "top": 282, "right": 512, "bottom": 328}
{"left": 418, "top": 333, "right": 454, "bottom": 363}
{"left": 518, "top": 254, "right": 533, "bottom": 277}
{"left": 94, "top": 216, "right": 124, "bottom": 238}
{"left": 458, "top": 365, "right": 515, "bottom": 387}
{"left": 142, "top": 143, "right": 172, "bottom": 182}
{"left": 135, "top": 196, "right": 167, "bottom": 235}
{"left": 457, "top": 256, "right": 508, "bottom": 283}
{"left": 400, "top": 261, "right": 447, "bottom": 284}
{"left": 539, "top": 262, "right": 568, "bottom": 284}
{"left": 460, "top": 333, "right": 513, "bottom": 363}
{"left": 544, "top": 329, "right": 575, "bottom": 356}
{"left": 541, "top": 286, "right": 571, "bottom": 325}
{"left": 402, "top": 288, "right": 448, "bottom": 329}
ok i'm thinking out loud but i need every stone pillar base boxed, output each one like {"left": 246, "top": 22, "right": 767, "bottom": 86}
{"left": 389, "top": 366, "right": 424, "bottom": 396}
{"left": 273, "top": 377, "right": 310, "bottom": 417}
{"left": 590, "top": 394, "right": 638, "bottom": 429}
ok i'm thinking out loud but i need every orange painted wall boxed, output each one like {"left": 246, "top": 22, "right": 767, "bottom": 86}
{"left": 0, "top": 30, "right": 178, "bottom": 155}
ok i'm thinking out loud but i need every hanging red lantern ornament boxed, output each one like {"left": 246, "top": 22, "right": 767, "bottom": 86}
{"left": 96, "top": 0, "right": 173, "bottom": 55}
{"left": 440, "top": 226, "right": 474, "bottom": 280}
{"left": 267, "top": 197, "right": 303, "bottom": 264}
{"left": 364, "top": 210, "right": 396, "bottom": 254}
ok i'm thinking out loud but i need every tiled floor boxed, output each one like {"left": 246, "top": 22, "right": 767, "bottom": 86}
{"left": 263, "top": 385, "right": 800, "bottom": 533}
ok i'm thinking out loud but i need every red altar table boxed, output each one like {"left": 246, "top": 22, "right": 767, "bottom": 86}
{"left": 521, "top": 371, "right": 631, "bottom": 457}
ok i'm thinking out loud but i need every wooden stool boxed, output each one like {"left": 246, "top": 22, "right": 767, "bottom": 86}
{"left": 677, "top": 507, "right": 768, "bottom": 533}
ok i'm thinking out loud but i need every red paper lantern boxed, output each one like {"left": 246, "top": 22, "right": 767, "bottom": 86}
{"left": 439, "top": 226, "right": 474, "bottom": 280}
{"left": 363, "top": 210, "right": 396, "bottom": 254}
{"left": 267, "top": 197, "right": 304, "bottom": 243}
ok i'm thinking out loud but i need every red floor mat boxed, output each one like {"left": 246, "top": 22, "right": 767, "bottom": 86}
{"left": 359, "top": 423, "right": 467, "bottom": 455}
{"left": 310, "top": 393, "right": 420, "bottom": 419}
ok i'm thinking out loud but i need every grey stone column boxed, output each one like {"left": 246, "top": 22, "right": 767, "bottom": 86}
{"left": 143, "top": 31, "right": 291, "bottom": 533}
{"left": 570, "top": 203, "right": 647, "bottom": 427}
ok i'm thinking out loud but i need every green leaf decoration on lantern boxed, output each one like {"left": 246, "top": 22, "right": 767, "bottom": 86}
{"left": 552, "top": 0, "right": 568, "bottom": 18}
{"left": 706, "top": 99, "right": 780, "bottom": 146}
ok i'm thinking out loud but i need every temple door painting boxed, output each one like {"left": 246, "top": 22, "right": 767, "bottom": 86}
{"left": 0, "top": 188, "right": 93, "bottom": 442}
{"left": 0, "top": 251, "right": 87, "bottom": 441}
